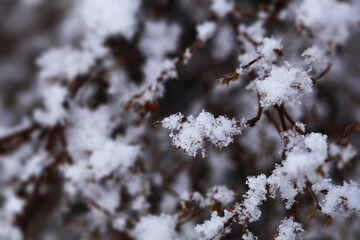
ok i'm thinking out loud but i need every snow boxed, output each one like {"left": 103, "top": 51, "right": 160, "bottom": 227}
{"left": 33, "top": 84, "right": 68, "bottom": 126}
{"left": 0, "top": 222, "right": 22, "bottom": 240}
{"left": 180, "top": 191, "right": 205, "bottom": 208}
{"left": 267, "top": 165, "right": 300, "bottom": 209}
{"left": 275, "top": 217, "right": 304, "bottom": 240}
{"left": 131, "top": 195, "right": 149, "bottom": 211}
{"left": 3, "top": 190, "right": 25, "bottom": 216}
{"left": 63, "top": 105, "right": 141, "bottom": 192}
{"left": 212, "top": 24, "right": 235, "bottom": 61}
{"left": 83, "top": 183, "right": 121, "bottom": 215}
{"left": 257, "top": 37, "right": 282, "bottom": 62}
{"left": 265, "top": 130, "right": 328, "bottom": 208}
{"left": 238, "top": 21, "right": 265, "bottom": 45}
{"left": 296, "top": 0, "right": 360, "bottom": 45}
{"left": 197, "top": 21, "right": 217, "bottom": 41}
{"left": 1, "top": 0, "right": 360, "bottom": 239}
{"left": 80, "top": 0, "right": 141, "bottom": 40}
{"left": 210, "top": 0, "right": 233, "bottom": 18}
{"left": 180, "top": 185, "right": 234, "bottom": 211}
{"left": 195, "top": 210, "right": 234, "bottom": 240}
{"left": 112, "top": 216, "right": 126, "bottom": 231}
{"left": 161, "top": 110, "right": 245, "bottom": 157}
{"left": 133, "top": 215, "right": 179, "bottom": 240}
{"left": 302, "top": 45, "right": 330, "bottom": 71}
{"left": 89, "top": 140, "right": 139, "bottom": 179}
{"left": 207, "top": 185, "right": 235, "bottom": 207}
{"left": 139, "top": 21, "right": 181, "bottom": 59}
{"left": 36, "top": 46, "right": 97, "bottom": 82}
{"left": 329, "top": 144, "right": 357, "bottom": 169}
{"left": 21, "top": 151, "right": 49, "bottom": 181}
{"left": 255, "top": 63, "right": 313, "bottom": 108}
{"left": 317, "top": 180, "right": 360, "bottom": 217}
{"left": 282, "top": 132, "right": 328, "bottom": 181}
{"left": 240, "top": 174, "right": 268, "bottom": 222}
{"left": 140, "top": 58, "right": 177, "bottom": 102}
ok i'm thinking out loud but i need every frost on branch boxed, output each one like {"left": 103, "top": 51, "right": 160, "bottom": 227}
{"left": 133, "top": 214, "right": 179, "bottom": 240}
{"left": 239, "top": 174, "right": 268, "bottom": 223}
{"left": 281, "top": 132, "right": 328, "bottom": 183}
{"left": 210, "top": 0, "right": 233, "bottom": 19}
{"left": 313, "top": 180, "right": 360, "bottom": 218}
{"left": 195, "top": 210, "right": 234, "bottom": 240}
{"left": 197, "top": 21, "right": 217, "bottom": 42}
{"left": 329, "top": 143, "right": 357, "bottom": 169}
{"left": 139, "top": 21, "right": 181, "bottom": 60}
{"left": 1, "top": 0, "right": 360, "bottom": 239}
{"left": 33, "top": 84, "right": 68, "bottom": 126}
{"left": 36, "top": 46, "right": 99, "bottom": 82}
{"left": 255, "top": 63, "right": 313, "bottom": 108}
{"left": 181, "top": 185, "right": 235, "bottom": 209}
{"left": 207, "top": 185, "right": 236, "bottom": 207}
{"left": 266, "top": 130, "right": 328, "bottom": 208}
{"left": 296, "top": 0, "right": 360, "bottom": 45}
{"left": 80, "top": 0, "right": 141, "bottom": 40}
{"left": 237, "top": 36, "right": 283, "bottom": 78}
{"left": 160, "top": 110, "right": 246, "bottom": 157}
{"left": 257, "top": 37, "right": 283, "bottom": 63}
{"left": 302, "top": 45, "right": 330, "bottom": 72}
{"left": 274, "top": 217, "right": 304, "bottom": 240}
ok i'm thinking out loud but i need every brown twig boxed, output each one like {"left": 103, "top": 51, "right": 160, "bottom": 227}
{"left": 0, "top": 124, "right": 38, "bottom": 145}
{"left": 265, "top": 110, "right": 281, "bottom": 134}
{"left": 84, "top": 197, "right": 113, "bottom": 217}
{"left": 335, "top": 122, "right": 360, "bottom": 145}
{"left": 275, "top": 106, "right": 287, "bottom": 132}
{"left": 242, "top": 55, "right": 263, "bottom": 70}
{"left": 240, "top": 32, "right": 260, "bottom": 46}
{"left": 246, "top": 96, "right": 263, "bottom": 127}
{"left": 311, "top": 64, "right": 331, "bottom": 85}
{"left": 0, "top": 124, "right": 39, "bottom": 154}
{"left": 124, "top": 39, "right": 204, "bottom": 113}
{"left": 305, "top": 180, "right": 322, "bottom": 219}
{"left": 280, "top": 106, "right": 306, "bottom": 135}
{"left": 233, "top": 5, "right": 259, "bottom": 20}
{"left": 210, "top": 212, "right": 239, "bottom": 240}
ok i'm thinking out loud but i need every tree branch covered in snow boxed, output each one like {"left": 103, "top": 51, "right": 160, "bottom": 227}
{"left": 0, "top": 0, "right": 360, "bottom": 239}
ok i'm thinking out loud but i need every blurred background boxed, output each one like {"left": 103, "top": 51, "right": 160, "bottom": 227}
{"left": 1, "top": 0, "right": 360, "bottom": 239}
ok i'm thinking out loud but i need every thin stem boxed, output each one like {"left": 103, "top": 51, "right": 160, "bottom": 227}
{"left": 335, "top": 122, "right": 360, "bottom": 145}
{"left": 281, "top": 107, "right": 306, "bottom": 135}
{"left": 311, "top": 64, "right": 331, "bottom": 85}
{"left": 275, "top": 106, "right": 287, "bottom": 132}
{"left": 242, "top": 55, "right": 263, "bottom": 69}
{"left": 305, "top": 180, "right": 322, "bottom": 219}
{"left": 246, "top": 96, "right": 263, "bottom": 127}
{"left": 210, "top": 212, "right": 239, "bottom": 240}
{"left": 265, "top": 110, "right": 281, "bottom": 134}
{"left": 0, "top": 124, "right": 38, "bottom": 145}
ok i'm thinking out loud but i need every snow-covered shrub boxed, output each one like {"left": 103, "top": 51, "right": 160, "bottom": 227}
{"left": 0, "top": 0, "right": 360, "bottom": 239}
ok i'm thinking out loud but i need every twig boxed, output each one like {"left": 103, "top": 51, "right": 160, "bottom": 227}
{"left": 0, "top": 124, "right": 38, "bottom": 145}
{"left": 280, "top": 106, "right": 306, "bottom": 135}
{"left": 265, "top": 110, "right": 281, "bottom": 134}
{"left": 0, "top": 124, "right": 39, "bottom": 154}
{"left": 124, "top": 39, "right": 204, "bottom": 113}
{"left": 275, "top": 106, "right": 287, "bottom": 132}
{"left": 305, "top": 180, "right": 322, "bottom": 219}
{"left": 242, "top": 55, "right": 263, "bottom": 70}
{"left": 335, "top": 122, "right": 360, "bottom": 145}
{"left": 246, "top": 95, "right": 263, "bottom": 127}
{"left": 311, "top": 64, "right": 331, "bottom": 85}
{"left": 84, "top": 197, "right": 113, "bottom": 217}
{"left": 210, "top": 212, "right": 239, "bottom": 240}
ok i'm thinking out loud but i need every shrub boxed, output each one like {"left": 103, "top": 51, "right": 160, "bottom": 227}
{"left": 0, "top": 0, "right": 360, "bottom": 239}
